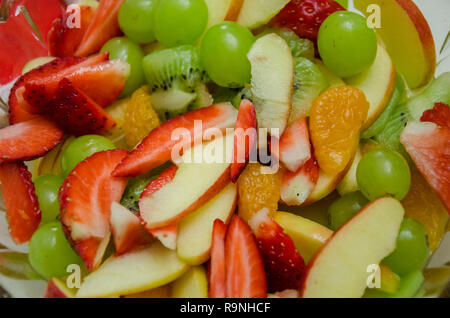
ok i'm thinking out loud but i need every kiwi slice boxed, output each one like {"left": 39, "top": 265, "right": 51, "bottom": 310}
{"left": 189, "top": 83, "right": 213, "bottom": 110}
{"left": 142, "top": 45, "right": 206, "bottom": 120}
{"left": 289, "top": 57, "right": 329, "bottom": 124}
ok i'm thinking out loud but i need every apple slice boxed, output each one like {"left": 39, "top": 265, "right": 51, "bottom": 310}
{"left": 279, "top": 117, "right": 311, "bottom": 172}
{"left": 299, "top": 197, "right": 404, "bottom": 298}
{"left": 337, "top": 146, "right": 363, "bottom": 195}
{"left": 76, "top": 242, "right": 188, "bottom": 298}
{"left": 248, "top": 33, "right": 293, "bottom": 135}
{"left": 171, "top": 266, "right": 208, "bottom": 298}
{"left": 110, "top": 202, "right": 152, "bottom": 255}
{"left": 346, "top": 43, "right": 396, "bottom": 129}
{"left": 123, "top": 285, "right": 171, "bottom": 298}
{"left": 149, "top": 223, "right": 178, "bottom": 251}
{"left": 274, "top": 212, "right": 332, "bottom": 263}
{"left": 44, "top": 278, "right": 76, "bottom": 298}
{"left": 281, "top": 157, "right": 319, "bottom": 206}
{"left": 354, "top": 0, "right": 436, "bottom": 89}
{"left": 237, "top": 0, "right": 290, "bottom": 29}
{"left": 176, "top": 183, "right": 237, "bottom": 265}
{"left": 205, "top": 0, "right": 244, "bottom": 27}
{"left": 139, "top": 134, "right": 234, "bottom": 229}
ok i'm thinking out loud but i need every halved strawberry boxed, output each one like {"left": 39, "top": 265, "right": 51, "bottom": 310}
{"left": 59, "top": 149, "right": 128, "bottom": 270}
{"left": 249, "top": 209, "right": 306, "bottom": 293}
{"left": 48, "top": 5, "right": 96, "bottom": 57}
{"left": 113, "top": 103, "right": 238, "bottom": 177}
{"left": 279, "top": 117, "right": 312, "bottom": 172}
{"left": 0, "top": 116, "right": 64, "bottom": 162}
{"left": 209, "top": 219, "right": 227, "bottom": 298}
{"left": 44, "top": 78, "right": 116, "bottom": 136}
{"left": 270, "top": 0, "right": 345, "bottom": 42}
{"left": 281, "top": 156, "right": 319, "bottom": 205}
{"left": 420, "top": 102, "right": 450, "bottom": 129}
{"left": 0, "top": 161, "right": 41, "bottom": 244}
{"left": 148, "top": 223, "right": 178, "bottom": 251}
{"left": 231, "top": 99, "right": 257, "bottom": 183}
{"left": 23, "top": 54, "right": 129, "bottom": 110}
{"left": 401, "top": 112, "right": 450, "bottom": 213}
{"left": 75, "top": 0, "right": 124, "bottom": 57}
{"left": 110, "top": 202, "right": 152, "bottom": 255}
{"left": 225, "top": 215, "right": 267, "bottom": 298}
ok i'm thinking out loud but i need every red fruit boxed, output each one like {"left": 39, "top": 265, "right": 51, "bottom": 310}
{"left": 75, "top": 0, "right": 124, "bottom": 57}
{"left": 0, "top": 162, "right": 41, "bottom": 244}
{"left": 0, "top": 12, "right": 48, "bottom": 85}
{"left": 43, "top": 78, "right": 116, "bottom": 136}
{"left": 114, "top": 103, "right": 238, "bottom": 177}
{"left": 209, "top": 219, "right": 227, "bottom": 298}
{"left": 110, "top": 202, "right": 152, "bottom": 255}
{"left": 249, "top": 209, "right": 306, "bottom": 293}
{"left": 59, "top": 149, "right": 128, "bottom": 270}
{"left": 48, "top": 5, "right": 96, "bottom": 57}
{"left": 270, "top": 0, "right": 345, "bottom": 41}
{"left": 279, "top": 117, "right": 312, "bottom": 172}
{"left": 281, "top": 155, "right": 319, "bottom": 205}
{"left": 0, "top": 116, "right": 64, "bottom": 162}
{"left": 420, "top": 102, "right": 450, "bottom": 129}
{"left": 401, "top": 121, "right": 450, "bottom": 213}
{"left": 225, "top": 215, "right": 267, "bottom": 298}
{"left": 148, "top": 223, "right": 178, "bottom": 250}
{"left": 231, "top": 99, "right": 257, "bottom": 182}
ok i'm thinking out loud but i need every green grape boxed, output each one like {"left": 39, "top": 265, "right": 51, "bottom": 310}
{"left": 34, "top": 175, "right": 64, "bottom": 225}
{"left": 118, "top": 0, "right": 158, "bottom": 44}
{"left": 28, "top": 222, "right": 83, "bottom": 279}
{"left": 200, "top": 22, "right": 255, "bottom": 88}
{"left": 356, "top": 148, "right": 411, "bottom": 201}
{"left": 364, "top": 270, "right": 424, "bottom": 298}
{"left": 61, "top": 135, "right": 115, "bottom": 176}
{"left": 154, "top": 0, "right": 208, "bottom": 47}
{"left": 383, "top": 218, "right": 429, "bottom": 276}
{"left": 328, "top": 191, "right": 369, "bottom": 230}
{"left": 318, "top": 11, "right": 377, "bottom": 78}
{"left": 101, "top": 37, "right": 145, "bottom": 97}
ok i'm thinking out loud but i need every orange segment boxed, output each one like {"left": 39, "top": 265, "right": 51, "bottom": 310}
{"left": 237, "top": 163, "right": 282, "bottom": 222}
{"left": 402, "top": 168, "right": 449, "bottom": 251}
{"left": 310, "top": 86, "right": 369, "bottom": 174}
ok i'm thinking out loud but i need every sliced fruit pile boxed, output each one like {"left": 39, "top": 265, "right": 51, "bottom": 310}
{"left": 0, "top": 0, "right": 448, "bottom": 300}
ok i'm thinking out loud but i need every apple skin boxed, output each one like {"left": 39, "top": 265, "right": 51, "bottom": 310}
{"left": 299, "top": 197, "right": 404, "bottom": 298}
{"left": 44, "top": 278, "right": 75, "bottom": 298}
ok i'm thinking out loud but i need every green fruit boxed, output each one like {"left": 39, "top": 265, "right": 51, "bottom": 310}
{"left": 356, "top": 148, "right": 411, "bottom": 201}
{"left": 318, "top": 11, "right": 377, "bottom": 78}
{"left": 154, "top": 0, "right": 208, "bottom": 47}
{"left": 328, "top": 191, "right": 369, "bottom": 230}
{"left": 200, "top": 22, "right": 255, "bottom": 88}
{"left": 383, "top": 218, "right": 429, "bottom": 276}
{"left": 61, "top": 135, "right": 116, "bottom": 175}
{"left": 34, "top": 175, "right": 64, "bottom": 225}
{"left": 120, "top": 177, "right": 154, "bottom": 212}
{"left": 101, "top": 37, "right": 145, "bottom": 97}
{"left": 118, "top": 0, "right": 158, "bottom": 44}
{"left": 28, "top": 222, "right": 83, "bottom": 279}
{"left": 0, "top": 252, "right": 41, "bottom": 280}
{"left": 364, "top": 270, "right": 424, "bottom": 298}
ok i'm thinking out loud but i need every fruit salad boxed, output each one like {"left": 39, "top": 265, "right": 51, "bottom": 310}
{"left": 0, "top": 0, "right": 448, "bottom": 299}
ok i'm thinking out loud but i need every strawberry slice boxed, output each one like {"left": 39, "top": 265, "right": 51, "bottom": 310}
{"left": 0, "top": 116, "right": 64, "bottom": 162}
{"left": 281, "top": 155, "right": 319, "bottom": 205}
{"left": 59, "top": 149, "right": 128, "bottom": 270}
{"left": 209, "top": 219, "right": 227, "bottom": 298}
{"left": 420, "top": 102, "right": 450, "bottom": 129}
{"left": 249, "top": 209, "right": 306, "bottom": 293}
{"left": 401, "top": 119, "right": 450, "bottom": 213}
{"left": 48, "top": 5, "right": 96, "bottom": 57}
{"left": 225, "top": 215, "right": 267, "bottom": 298}
{"left": 0, "top": 12, "right": 48, "bottom": 85}
{"left": 0, "top": 161, "right": 41, "bottom": 244}
{"left": 75, "top": 0, "right": 124, "bottom": 57}
{"left": 113, "top": 103, "right": 238, "bottom": 177}
{"left": 43, "top": 78, "right": 116, "bottom": 136}
{"left": 110, "top": 202, "right": 152, "bottom": 255}
{"left": 270, "top": 0, "right": 345, "bottom": 42}
{"left": 231, "top": 99, "right": 257, "bottom": 182}
{"left": 279, "top": 117, "right": 312, "bottom": 172}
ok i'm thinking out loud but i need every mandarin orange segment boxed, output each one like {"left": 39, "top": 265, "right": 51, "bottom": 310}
{"left": 237, "top": 163, "right": 282, "bottom": 222}
{"left": 310, "top": 86, "right": 369, "bottom": 174}
{"left": 124, "top": 86, "right": 160, "bottom": 148}
{"left": 402, "top": 168, "right": 449, "bottom": 251}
